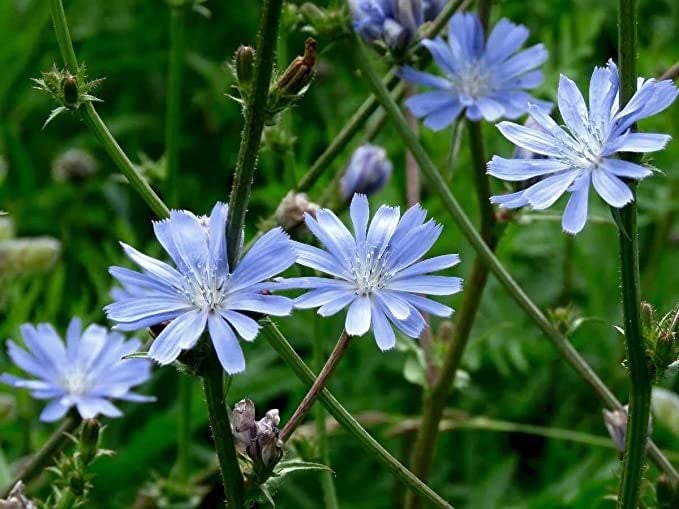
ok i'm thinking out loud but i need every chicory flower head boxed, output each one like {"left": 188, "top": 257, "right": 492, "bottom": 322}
{"left": 400, "top": 12, "right": 549, "bottom": 129}
{"left": 488, "top": 60, "right": 678, "bottom": 234}
{"left": 105, "top": 202, "right": 297, "bottom": 374}
{"left": 340, "top": 143, "right": 393, "bottom": 200}
{"left": 1, "top": 318, "right": 154, "bottom": 422}
{"left": 282, "top": 194, "right": 462, "bottom": 350}
{"left": 350, "top": 0, "right": 445, "bottom": 52}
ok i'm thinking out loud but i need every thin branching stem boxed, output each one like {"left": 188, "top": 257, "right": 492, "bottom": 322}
{"left": 262, "top": 320, "right": 454, "bottom": 509}
{"left": 351, "top": 36, "right": 678, "bottom": 482}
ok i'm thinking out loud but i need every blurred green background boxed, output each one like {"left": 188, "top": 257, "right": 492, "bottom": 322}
{"left": 0, "top": 0, "right": 678, "bottom": 507}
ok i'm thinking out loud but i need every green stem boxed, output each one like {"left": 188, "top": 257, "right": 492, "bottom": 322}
{"left": 405, "top": 120, "right": 499, "bottom": 509}
{"left": 352, "top": 36, "right": 678, "bottom": 482}
{"left": 616, "top": 3, "right": 652, "bottom": 507}
{"left": 48, "top": 0, "right": 170, "bottom": 219}
{"left": 1, "top": 415, "right": 81, "bottom": 498}
{"left": 227, "top": 0, "right": 283, "bottom": 265}
{"left": 262, "top": 320, "right": 454, "bottom": 509}
{"left": 173, "top": 376, "right": 192, "bottom": 479}
{"left": 313, "top": 323, "right": 340, "bottom": 509}
{"left": 201, "top": 356, "right": 245, "bottom": 509}
{"left": 165, "top": 5, "right": 185, "bottom": 206}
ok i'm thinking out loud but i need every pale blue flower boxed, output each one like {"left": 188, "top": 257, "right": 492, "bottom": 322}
{"left": 340, "top": 144, "right": 393, "bottom": 200}
{"left": 488, "top": 60, "right": 678, "bottom": 234}
{"left": 105, "top": 202, "right": 296, "bottom": 374}
{"left": 350, "top": 0, "right": 445, "bottom": 51}
{"left": 400, "top": 12, "right": 549, "bottom": 129}
{"left": 280, "top": 194, "right": 462, "bottom": 350}
{"left": 1, "top": 319, "right": 154, "bottom": 422}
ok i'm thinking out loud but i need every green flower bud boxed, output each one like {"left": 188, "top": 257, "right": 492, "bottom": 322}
{"left": 0, "top": 237, "right": 61, "bottom": 275}
{"left": 79, "top": 419, "right": 102, "bottom": 465}
{"left": 235, "top": 45, "right": 255, "bottom": 91}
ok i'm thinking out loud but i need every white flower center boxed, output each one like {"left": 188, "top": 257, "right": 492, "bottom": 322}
{"left": 350, "top": 245, "right": 393, "bottom": 296}
{"left": 62, "top": 369, "right": 92, "bottom": 397}
{"left": 182, "top": 265, "right": 228, "bottom": 311}
{"left": 450, "top": 60, "right": 493, "bottom": 98}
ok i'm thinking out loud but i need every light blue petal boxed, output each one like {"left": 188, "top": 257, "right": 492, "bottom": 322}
{"left": 294, "top": 288, "right": 354, "bottom": 309}
{"left": 490, "top": 190, "right": 529, "bottom": 209}
{"left": 421, "top": 37, "right": 457, "bottom": 74}
{"left": 562, "top": 176, "right": 590, "bottom": 235}
{"left": 557, "top": 74, "right": 591, "bottom": 143}
{"left": 522, "top": 170, "right": 579, "bottom": 209}
{"left": 226, "top": 293, "right": 295, "bottom": 316}
{"left": 390, "top": 203, "right": 427, "bottom": 246}
{"left": 423, "top": 101, "right": 464, "bottom": 130}
{"left": 5, "top": 340, "right": 54, "bottom": 381}
{"left": 487, "top": 156, "right": 572, "bottom": 181}
{"left": 394, "top": 254, "right": 461, "bottom": 279}
{"left": 485, "top": 18, "right": 529, "bottom": 64}
{"left": 592, "top": 170, "right": 633, "bottom": 208}
{"left": 496, "top": 121, "right": 563, "bottom": 158}
{"left": 366, "top": 204, "right": 400, "bottom": 258}
{"left": 304, "top": 213, "right": 352, "bottom": 271}
{"left": 387, "top": 221, "right": 442, "bottom": 272}
{"left": 120, "top": 242, "right": 184, "bottom": 288}
{"left": 604, "top": 132, "right": 671, "bottom": 154}
{"left": 374, "top": 291, "right": 410, "bottom": 320}
{"left": 318, "top": 292, "right": 357, "bottom": 317}
{"left": 39, "top": 399, "right": 72, "bottom": 422}
{"left": 105, "top": 297, "right": 193, "bottom": 329}
{"left": 399, "top": 292, "right": 454, "bottom": 317}
{"left": 345, "top": 296, "right": 372, "bottom": 336}
{"left": 229, "top": 228, "right": 296, "bottom": 291}
{"left": 387, "top": 275, "right": 463, "bottom": 295}
{"left": 76, "top": 397, "right": 122, "bottom": 419}
{"left": 476, "top": 96, "right": 506, "bottom": 122}
{"left": 208, "top": 202, "right": 230, "bottom": 279}
{"left": 292, "top": 242, "right": 350, "bottom": 279}
{"left": 148, "top": 309, "right": 207, "bottom": 365}
{"left": 499, "top": 44, "right": 548, "bottom": 80}
{"left": 350, "top": 194, "right": 370, "bottom": 246}
{"left": 371, "top": 299, "right": 396, "bottom": 351}
{"left": 218, "top": 310, "right": 260, "bottom": 341}
{"left": 21, "top": 324, "right": 66, "bottom": 370}
{"left": 449, "top": 12, "right": 484, "bottom": 60}
{"left": 208, "top": 314, "right": 245, "bottom": 374}
{"left": 399, "top": 66, "right": 451, "bottom": 90}
{"left": 588, "top": 64, "right": 616, "bottom": 135}
{"left": 598, "top": 158, "right": 652, "bottom": 179}
{"left": 404, "top": 91, "right": 457, "bottom": 117}
{"left": 387, "top": 305, "right": 427, "bottom": 338}
{"left": 153, "top": 210, "right": 208, "bottom": 278}
{"left": 65, "top": 318, "right": 82, "bottom": 359}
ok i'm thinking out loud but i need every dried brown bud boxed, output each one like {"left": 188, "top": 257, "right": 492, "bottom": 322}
{"left": 275, "top": 38, "right": 317, "bottom": 96}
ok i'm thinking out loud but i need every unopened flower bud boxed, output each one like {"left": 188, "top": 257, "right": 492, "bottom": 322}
{"left": 340, "top": 144, "right": 392, "bottom": 200}
{"left": 0, "top": 216, "right": 14, "bottom": 241}
{"left": 52, "top": 148, "right": 98, "bottom": 182}
{"left": 275, "top": 191, "right": 319, "bottom": 231}
{"left": 602, "top": 405, "right": 652, "bottom": 453}
{"left": 79, "top": 419, "right": 102, "bottom": 465}
{"left": 62, "top": 73, "right": 79, "bottom": 109}
{"left": 0, "top": 481, "right": 37, "bottom": 509}
{"left": 0, "top": 237, "right": 61, "bottom": 276}
{"left": 232, "top": 398, "right": 257, "bottom": 452}
{"left": 275, "top": 38, "right": 317, "bottom": 97}
{"left": 235, "top": 45, "right": 255, "bottom": 91}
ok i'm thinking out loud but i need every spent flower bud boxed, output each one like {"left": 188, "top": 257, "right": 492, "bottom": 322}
{"left": 0, "top": 481, "right": 37, "bottom": 509}
{"left": 232, "top": 399, "right": 284, "bottom": 475}
{"left": 275, "top": 192, "right": 319, "bottom": 231}
{"left": 340, "top": 144, "right": 392, "bottom": 200}
{"left": 275, "top": 38, "right": 317, "bottom": 97}
{"left": 602, "top": 405, "right": 652, "bottom": 453}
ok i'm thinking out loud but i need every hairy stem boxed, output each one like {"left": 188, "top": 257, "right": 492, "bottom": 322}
{"left": 280, "top": 331, "right": 351, "bottom": 442}
{"left": 616, "top": 1, "right": 653, "bottom": 507}
{"left": 405, "top": 120, "right": 498, "bottom": 509}
{"left": 48, "top": 0, "right": 170, "bottom": 219}
{"left": 201, "top": 356, "right": 244, "bottom": 509}
{"left": 1, "top": 414, "right": 81, "bottom": 498}
{"left": 352, "top": 36, "right": 677, "bottom": 482}
{"left": 165, "top": 5, "right": 185, "bottom": 206}
{"left": 262, "top": 320, "right": 454, "bottom": 509}
{"left": 226, "top": 0, "right": 283, "bottom": 265}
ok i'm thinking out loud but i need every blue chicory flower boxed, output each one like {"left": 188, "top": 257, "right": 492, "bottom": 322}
{"left": 488, "top": 60, "right": 678, "bottom": 234}
{"left": 340, "top": 144, "right": 393, "bottom": 200}
{"left": 280, "top": 194, "right": 462, "bottom": 350}
{"left": 0, "top": 318, "right": 154, "bottom": 422}
{"left": 350, "top": 0, "right": 445, "bottom": 51}
{"left": 400, "top": 12, "right": 549, "bottom": 129}
{"left": 105, "top": 202, "right": 297, "bottom": 374}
